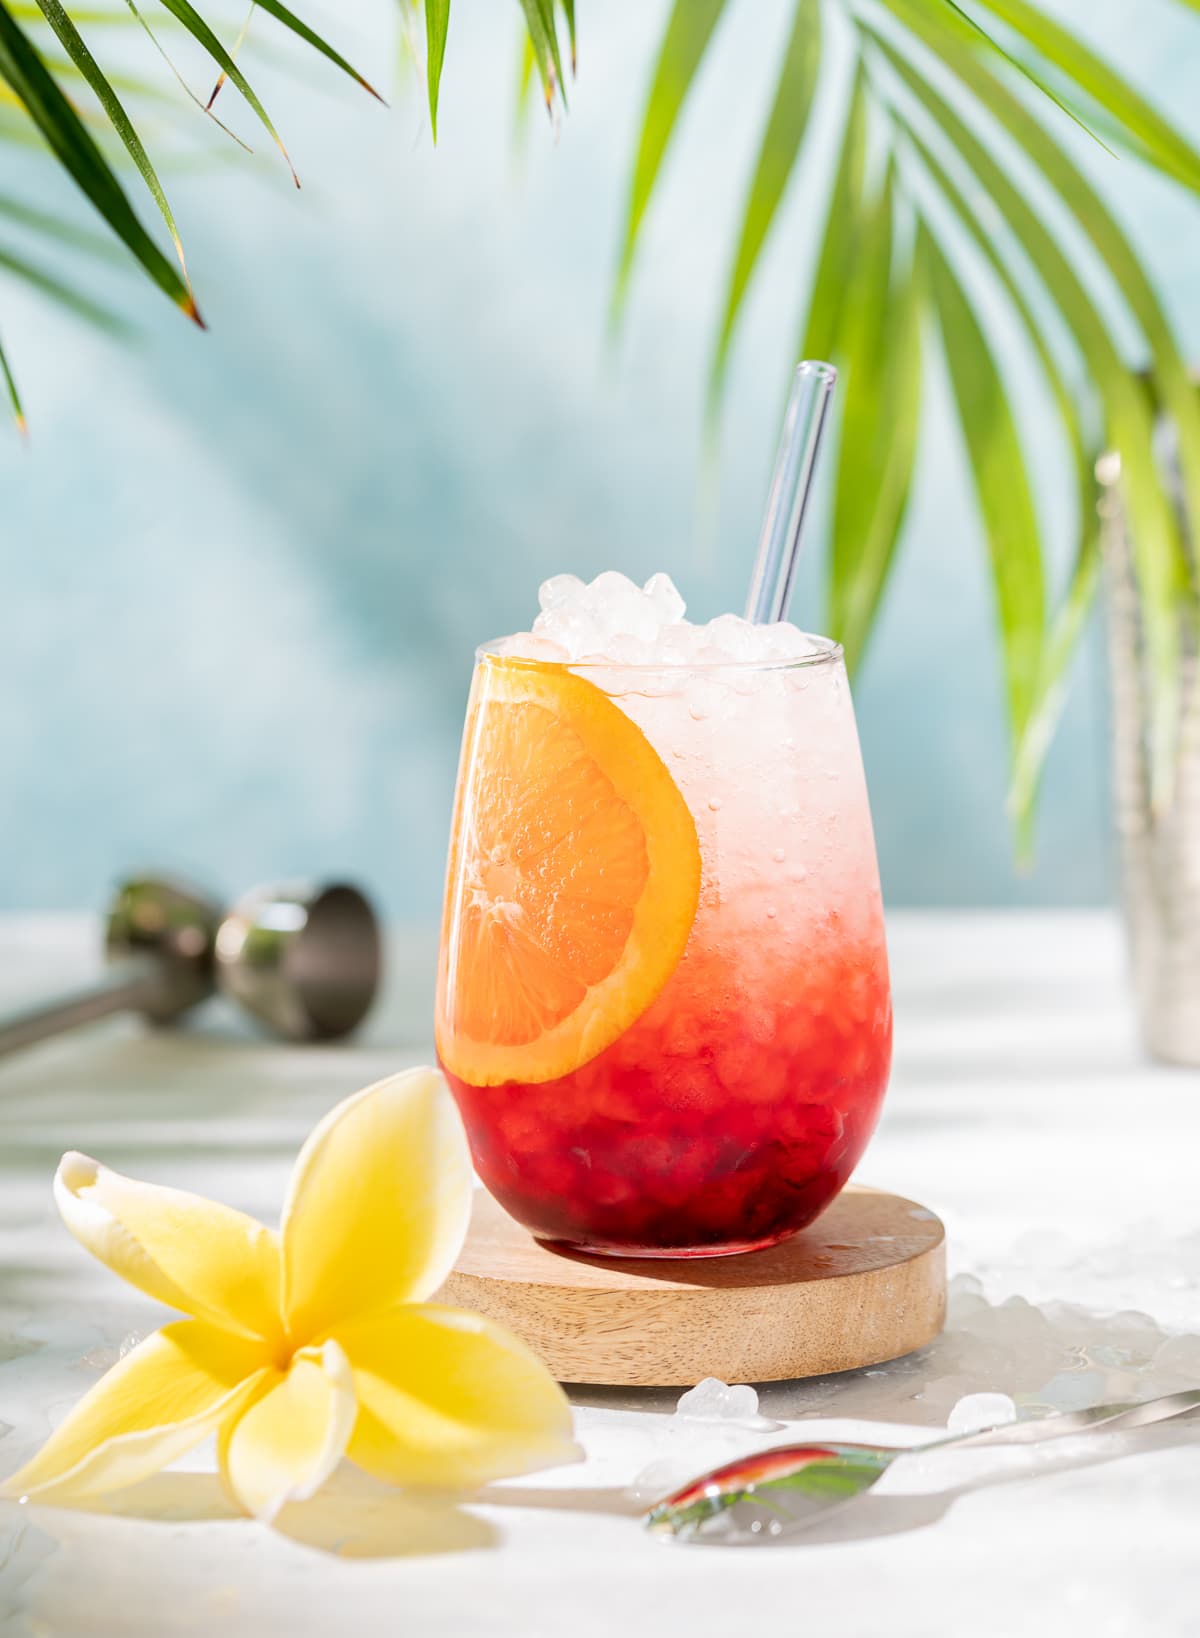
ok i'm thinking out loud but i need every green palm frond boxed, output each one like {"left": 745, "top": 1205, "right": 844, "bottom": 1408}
{"left": 2, "top": 0, "right": 1197, "bottom": 851}
{"left": 0, "top": 0, "right": 380, "bottom": 424}
{"left": 0, "top": 0, "right": 195, "bottom": 314}
{"left": 977, "top": 0, "right": 1200, "bottom": 192}
{"left": 871, "top": 2, "right": 1191, "bottom": 805}
{"left": 33, "top": 0, "right": 190, "bottom": 283}
{"left": 615, "top": 0, "right": 729, "bottom": 310}
{"left": 424, "top": 0, "right": 449, "bottom": 141}
{"left": 0, "top": 327, "right": 22, "bottom": 430}
{"left": 711, "top": 0, "right": 822, "bottom": 398}
{"left": 922, "top": 222, "right": 1047, "bottom": 748}
{"left": 831, "top": 170, "right": 923, "bottom": 675}
{"left": 609, "top": 0, "right": 1200, "bottom": 834}
{"left": 518, "top": 0, "right": 566, "bottom": 115}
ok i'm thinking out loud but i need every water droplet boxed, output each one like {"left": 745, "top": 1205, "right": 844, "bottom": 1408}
{"left": 707, "top": 798, "right": 723, "bottom": 812}
{"left": 765, "top": 906, "right": 777, "bottom": 920}
{"left": 771, "top": 847, "right": 786, "bottom": 864}
{"left": 689, "top": 703, "right": 709, "bottom": 722}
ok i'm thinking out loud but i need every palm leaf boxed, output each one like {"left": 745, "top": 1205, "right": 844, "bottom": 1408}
{"left": 614, "top": 0, "right": 728, "bottom": 308}
{"left": 873, "top": 23, "right": 1188, "bottom": 801}
{"left": 800, "top": 66, "right": 868, "bottom": 363}
{"left": 829, "top": 159, "right": 893, "bottom": 644}
{"left": 931, "top": 0, "right": 1111, "bottom": 153}
{"left": 32, "top": 0, "right": 191, "bottom": 287}
{"left": 0, "top": 1, "right": 195, "bottom": 318}
{"left": 0, "top": 326, "right": 24, "bottom": 430}
{"left": 0, "top": 189, "right": 127, "bottom": 259}
{"left": 202, "top": 1, "right": 251, "bottom": 113}
{"left": 9, "top": 3, "right": 164, "bottom": 20}
{"left": 424, "top": 0, "right": 448, "bottom": 140}
{"left": 240, "top": 0, "right": 383, "bottom": 102}
{"left": 0, "top": 241, "right": 128, "bottom": 328}
{"left": 885, "top": 0, "right": 1200, "bottom": 584}
{"left": 560, "top": 0, "right": 575, "bottom": 75}
{"left": 1008, "top": 524, "right": 1102, "bottom": 856}
{"left": 144, "top": 0, "right": 298, "bottom": 183}
{"left": 120, "top": 0, "right": 253, "bottom": 152}
{"left": 519, "top": 0, "right": 566, "bottom": 115}
{"left": 711, "top": 0, "right": 822, "bottom": 394}
{"left": 977, "top": 0, "right": 1200, "bottom": 193}
{"left": 515, "top": 28, "right": 535, "bottom": 120}
{"left": 921, "top": 223, "right": 1045, "bottom": 743}
{"left": 833, "top": 193, "right": 924, "bottom": 672}
{"left": 895, "top": 123, "right": 1102, "bottom": 839}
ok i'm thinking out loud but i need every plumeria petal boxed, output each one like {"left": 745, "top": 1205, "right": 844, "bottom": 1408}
{"left": 339, "top": 1304, "right": 580, "bottom": 1489}
{"left": 219, "top": 1340, "right": 357, "bottom": 1523}
{"left": 0, "top": 1321, "right": 269, "bottom": 1504}
{"left": 279, "top": 1068, "right": 472, "bottom": 1343}
{"left": 55, "top": 1152, "right": 283, "bottom": 1343}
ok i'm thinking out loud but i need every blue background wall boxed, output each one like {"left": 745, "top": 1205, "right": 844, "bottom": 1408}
{"left": 1, "top": 0, "right": 1195, "bottom": 916}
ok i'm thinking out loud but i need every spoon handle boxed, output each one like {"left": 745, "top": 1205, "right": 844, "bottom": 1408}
{"left": 644, "top": 1389, "right": 1200, "bottom": 1542}
{"left": 943, "top": 1387, "right": 1200, "bottom": 1452}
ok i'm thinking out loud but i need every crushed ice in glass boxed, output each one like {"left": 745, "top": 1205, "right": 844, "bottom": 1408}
{"left": 492, "top": 572, "right": 822, "bottom": 667}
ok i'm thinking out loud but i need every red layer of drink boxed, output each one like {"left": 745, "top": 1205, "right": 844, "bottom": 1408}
{"left": 442, "top": 930, "right": 892, "bottom": 1255}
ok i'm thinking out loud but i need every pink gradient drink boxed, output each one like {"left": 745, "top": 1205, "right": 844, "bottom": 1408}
{"left": 437, "top": 575, "right": 892, "bottom": 1256}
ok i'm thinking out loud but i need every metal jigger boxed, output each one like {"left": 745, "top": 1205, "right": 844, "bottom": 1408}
{"left": 0, "top": 875, "right": 382, "bottom": 1060}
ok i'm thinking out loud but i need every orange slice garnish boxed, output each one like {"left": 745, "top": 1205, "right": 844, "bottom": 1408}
{"left": 436, "top": 656, "right": 701, "bottom": 1087}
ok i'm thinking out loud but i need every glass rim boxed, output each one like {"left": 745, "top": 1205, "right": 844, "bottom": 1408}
{"left": 474, "top": 632, "right": 844, "bottom": 675}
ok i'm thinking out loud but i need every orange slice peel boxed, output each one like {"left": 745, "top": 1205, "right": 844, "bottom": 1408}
{"left": 436, "top": 657, "right": 701, "bottom": 1087}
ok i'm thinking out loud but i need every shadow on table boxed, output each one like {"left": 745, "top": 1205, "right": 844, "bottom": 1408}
{"left": 13, "top": 1279, "right": 1200, "bottom": 1559}
{"left": 60, "top": 1464, "right": 499, "bottom": 1559}
{"left": 478, "top": 1420, "right": 1200, "bottom": 1549}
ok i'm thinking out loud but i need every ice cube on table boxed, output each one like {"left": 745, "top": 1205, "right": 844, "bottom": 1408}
{"left": 946, "top": 1392, "right": 1018, "bottom": 1436}
{"left": 675, "top": 1377, "right": 764, "bottom": 1423}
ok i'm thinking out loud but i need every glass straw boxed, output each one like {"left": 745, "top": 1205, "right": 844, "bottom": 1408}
{"left": 744, "top": 360, "right": 838, "bottom": 626}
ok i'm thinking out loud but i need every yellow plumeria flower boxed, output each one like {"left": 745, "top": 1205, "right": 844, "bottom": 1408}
{"left": 1, "top": 1067, "right": 579, "bottom": 1522}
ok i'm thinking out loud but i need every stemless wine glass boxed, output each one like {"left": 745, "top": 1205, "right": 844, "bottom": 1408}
{"left": 435, "top": 637, "right": 892, "bottom": 1258}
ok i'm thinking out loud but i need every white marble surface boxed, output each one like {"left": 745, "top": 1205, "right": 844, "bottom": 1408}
{"left": 2, "top": 912, "right": 1200, "bottom": 1637}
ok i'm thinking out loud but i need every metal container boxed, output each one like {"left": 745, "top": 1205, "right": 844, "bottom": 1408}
{"left": 1102, "top": 450, "right": 1200, "bottom": 1064}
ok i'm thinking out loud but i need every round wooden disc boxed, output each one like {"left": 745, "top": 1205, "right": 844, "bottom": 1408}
{"left": 437, "top": 1186, "right": 946, "bottom": 1387}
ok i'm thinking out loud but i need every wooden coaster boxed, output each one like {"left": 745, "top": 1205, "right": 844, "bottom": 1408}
{"left": 437, "top": 1186, "right": 946, "bottom": 1387}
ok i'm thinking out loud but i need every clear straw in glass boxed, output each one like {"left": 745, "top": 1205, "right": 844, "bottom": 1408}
{"left": 744, "top": 361, "right": 838, "bottom": 627}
